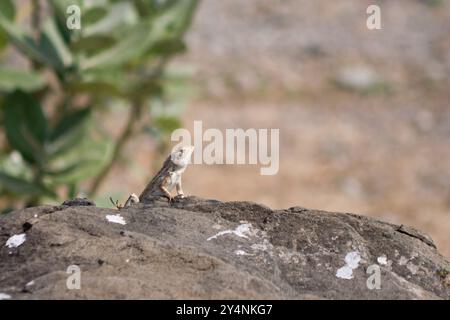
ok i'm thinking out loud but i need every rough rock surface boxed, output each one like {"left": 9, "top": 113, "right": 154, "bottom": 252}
{"left": 0, "top": 196, "right": 449, "bottom": 299}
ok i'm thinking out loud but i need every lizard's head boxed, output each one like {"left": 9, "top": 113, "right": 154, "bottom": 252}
{"left": 170, "top": 145, "right": 194, "bottom": 167}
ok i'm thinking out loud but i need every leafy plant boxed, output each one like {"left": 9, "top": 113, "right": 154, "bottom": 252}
{"left": 0, "top": 0, "right": 199, "bottom": 209}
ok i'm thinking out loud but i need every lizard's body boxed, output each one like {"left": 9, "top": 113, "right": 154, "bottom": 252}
{"left": 139, "top": 145, "right": 194, "bottom": 203}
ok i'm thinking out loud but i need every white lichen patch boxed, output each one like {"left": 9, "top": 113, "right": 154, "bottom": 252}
{"left": 0, "top": 293, "right": 11, "bottom": 300}
{"left": 5, "top": 233, "right": 26, "bottom": 248}
{"left": 336, "top": 251, "right": 361, "bottom": 280}
{"left": 234, "top": 224, "right": 252, "bottom": 238}
{"left": 234, "top": 250, "right": 249, "bottom": 256}
{"left": 336, "top": 266, "right": 354, "bottom": 279}
{"left": 26, "top": 280, "right": 35, "bottom": 287}
{"left": 345, "top": 251, "right": 361, "bottom": 268}
{"left": 377, "top": 255, "right": 388, "bottom": 265}
{"left": 251, "top": 242, "right": 268, "bottom": 251}
{"left": 250, "top": 239, "right": 275, "bottom": 256}
{"left": 207, "top": 230, "right": 232, "bottom": 241}
{"left": 106, "top": 214, "right": 126, "bottom": 225}
{"left": 207, "top": 223, "right": 253, "bottom": 241}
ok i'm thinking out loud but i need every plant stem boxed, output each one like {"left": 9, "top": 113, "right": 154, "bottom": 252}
{"left": 31, "top": 0, "right": 41, "bottom": 42}
{"left": 25, "top": 169, "right": 43, "bottom": 207}
{"left": 88, "top": 103, "right": 141, "bottom": 197}
{"left": 23, "top": 0, "right": 43, "bottom": 207}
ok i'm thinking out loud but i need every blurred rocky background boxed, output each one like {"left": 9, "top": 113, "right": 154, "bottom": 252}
{"left": 176, "top": 0, "right": 450, "bottom": 258}
{"left": 1, "top": 1, "right": 449, "bottom": 258}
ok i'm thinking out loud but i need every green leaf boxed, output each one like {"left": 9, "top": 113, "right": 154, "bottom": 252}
{"left": 0, "top": 150, "right": 32, "bottom": 179}
{"left": 149, "top": 38, "right": 186, "bottom": 56}
{"left": 47, "top": 137, "right": 112, "bottom": 185}
{"left": 138, "top": 0, "right": 198, "bottom": 59}
{"left": 48, "top": 0, "right": 82, "bottom": 44}
{"left": 71, "top": 35, "right": 116, "bottom": 55}
{"left": 41, "top": 18, "right": 74, "bottom": 68}
{"left": 54, "top": 10, "right": 72, "bottom": 45}
{"left": 82, "top": 1, "right": 138, "bottom": 37}
{"left": 0, "top": 0, "right": 14, "bottom": 52}
{"left": 70, "top": 66, "right": 164, "bottom": 99}
{"left": 132, "top": 0, "right": 156, "bottom": 17}
{"left": 0, "top": 0, "right": 15, "bottom": 21}
{"left": 80, "top": 20, "right": 156, "bottom": 70}
{"left": 83, "top": 7, "right": 108, "bottom": 25}
{"left": 0, "top": 30, "right": 8, "bottom": 52}
{"left": 67, "top": 68, "right": 126, "bottom": 97}
{"left": 0, "top": 14, "right": 49, "bottom": 66}
{"left": 49, "top": 107, "right": 91, "bottom": 142}
{"left": 2, "top": 90, "right": 48, "bottom": 164}
{"left": 0, "top": 14, "right": 72, "bottom": 71}
{"left": 0, "top": 67, "right": 46, "bottom": 92}
{"left": 46, "top": 107, "right": 91, "bottom": 159}
{"left": 48, "top": 0, "right": 83, "bottom": 17}
{"left": 44, "top": 160, "right": 94, "bottom": 176}
{"left": 153, "top": 115, "right": 182, "bottom": 134}
{"left": 67, "top": 81, "right": 124, "bottom": 98}
{"left": 79, "top": 0, "right": 198, "bottom": 70}
{"left": 67, "top": 182, "right": 77, "bottom": 199}
{"left": 47, "top": 124, "right": 85, "bottom": 159}
{"left": 0, "top": 172, "right": 47, "bottom": 195}
{"left": 152, "top": 0, "right": 199, "bottom": 39}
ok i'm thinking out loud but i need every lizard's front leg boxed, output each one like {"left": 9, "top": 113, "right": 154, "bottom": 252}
{"left": 176, "top": 180, "right": 185, "bottom": 198}
{"left": 159, "top": 176, "right": 173, "bottom": 202}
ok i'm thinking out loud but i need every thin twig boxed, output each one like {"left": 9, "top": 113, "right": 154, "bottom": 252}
{"left": 31, "top": 0, "right": 41, "bottom": 42}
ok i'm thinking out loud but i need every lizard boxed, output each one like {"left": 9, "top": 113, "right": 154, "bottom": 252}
{"left": 138, "top": 145, "right": 194, "bottom": 204}
{"left": 114, "top": 145, "right": 194, "bottom": 209}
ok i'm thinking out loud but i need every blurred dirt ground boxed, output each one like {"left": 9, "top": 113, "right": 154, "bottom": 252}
{"left": 99, "top": 1, "right": 450, "bottom": 258}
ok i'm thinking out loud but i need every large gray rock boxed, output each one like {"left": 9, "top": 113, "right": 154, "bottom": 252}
{"left": 0, "top": 196, "right": 449, "bottom": 299}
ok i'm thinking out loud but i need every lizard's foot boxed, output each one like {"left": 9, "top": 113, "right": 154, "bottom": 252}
{"left": 166, "top": 195, "right": 174, "bottom": 204}
{"left": 176, "top": 193, "right": 185, "bottom": 199}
